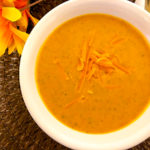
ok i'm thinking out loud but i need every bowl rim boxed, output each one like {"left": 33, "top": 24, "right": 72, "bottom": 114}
{"left": 20, "top": 0, "right": 150, "bottom": 149}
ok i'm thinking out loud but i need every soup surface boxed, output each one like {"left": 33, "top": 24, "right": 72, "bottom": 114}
{"left": 35, "top": 14, "right": 150, "bottom": 133}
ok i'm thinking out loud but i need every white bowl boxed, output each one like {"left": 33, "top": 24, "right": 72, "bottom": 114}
{"left": 20, "top": 0, "right": 150, "bottom": 149}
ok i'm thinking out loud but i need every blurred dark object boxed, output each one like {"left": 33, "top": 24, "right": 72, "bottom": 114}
{"left": 0, "top": 0, "right": 149, "bottom": 150}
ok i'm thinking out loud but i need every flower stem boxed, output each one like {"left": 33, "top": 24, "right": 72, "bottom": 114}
{"left": 20, "top": 0, "right": 44, "bottom": 11}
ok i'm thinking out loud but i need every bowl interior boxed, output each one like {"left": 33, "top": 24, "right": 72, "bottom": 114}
{"left": 20, "top": 0, "right": 150, "bottom": 149}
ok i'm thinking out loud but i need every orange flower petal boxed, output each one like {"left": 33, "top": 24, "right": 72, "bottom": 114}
{"left": 26, "top": 10, "right": 38, "bottom": 25}
{"left": 10, "top": 24, "right": 28, "bottom": 41}
{"left": 13, "top": 35, "right": 24, "bottom": 54}
{"left": 0, "top": 40, "right": 7, "bottom": 56}
{"left": 0, "top": 31, "right": 12, "bottom": 56}
{"left": 2, "top": 0, "right": 15, "bottom": 7}
{"left": 2, "top": 7, "right": 22, "bottom": 22}
{"left": 8, "top": 42, "right": 16, "bottom": 54}
{"left": 14, "top": 0, "right": 28, "bottom": 9}
{"left": 7, "top": 34, "right": 13, "bottom": 47}
{"left": 16, "top": 10, "right": 28, "bottom": 31}
{"left": 0, "top": 18, "right": 9, "bottom": 26}
{"left": 8, "top": 34, "right": 16, "bottom": 54}
{"left": 0, "top": 26, "right": 8, "bottom": 38}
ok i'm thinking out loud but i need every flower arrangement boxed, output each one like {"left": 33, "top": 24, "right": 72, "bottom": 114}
{"left": 0, "top": 0, "right": 43, "bottom": 56}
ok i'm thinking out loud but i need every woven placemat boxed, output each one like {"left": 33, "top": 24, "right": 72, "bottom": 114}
{"left": 0, "top": 0, "right": 150, "bottom": 149}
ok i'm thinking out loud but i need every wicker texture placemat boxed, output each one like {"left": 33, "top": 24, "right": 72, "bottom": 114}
{"left": 0, "top": 0, "right": 150, "bottom": 149}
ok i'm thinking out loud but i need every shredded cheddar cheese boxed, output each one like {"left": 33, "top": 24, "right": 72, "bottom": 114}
{"left": 77, "top": 38, "right": 129, "bottom": 93}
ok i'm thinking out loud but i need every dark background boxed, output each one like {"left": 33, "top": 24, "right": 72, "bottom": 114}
{"left": 0, "top": 0, "right": 150, "bottom": 149}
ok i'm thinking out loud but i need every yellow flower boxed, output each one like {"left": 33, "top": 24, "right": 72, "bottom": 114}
{"left": 0, "top": 0, "right": 39, "bottom": 55}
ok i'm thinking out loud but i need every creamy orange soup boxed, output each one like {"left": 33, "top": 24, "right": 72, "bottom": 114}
{"left": 35, "top": 14, "right": 150, "bottom": 134}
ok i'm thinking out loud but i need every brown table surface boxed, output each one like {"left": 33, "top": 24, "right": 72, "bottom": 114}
{"left": 0, "top": 0, "right": 150, "bottom": 149}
